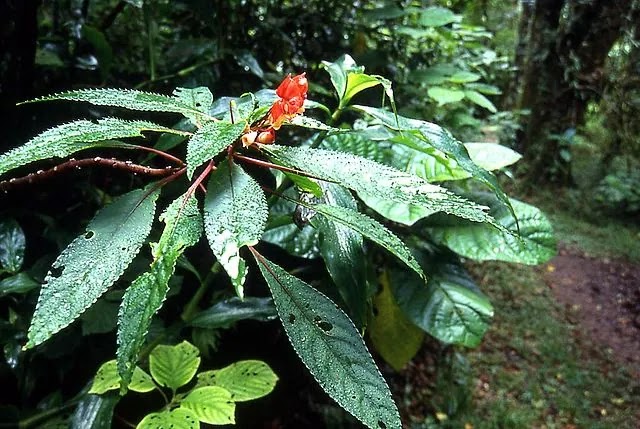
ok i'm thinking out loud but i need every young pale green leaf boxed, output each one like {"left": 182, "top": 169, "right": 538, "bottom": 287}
{"left": 262, "top": 145, "right": 493, "bottom": 224}
{"left": 186, "top": 121, "right": 246, "bottom": 179}
{"left": 464, "top": 143, "right": 521, "bottom": 171}
{"left": 311, "top": 203, "right": 424, "bottom": 281}
{"left": 70, "top": 393, "right": 119, "bottom": 429}
{"left": 180, "top": 386, "right": 235, "bottom": 425}
{"left": 310, "top": 183, "right": 368, "bottom": 328}
{"left": 0, "top": 119, "right": 179, "bottom": 177}
{"left": 0, "top": 219, "right": 25, "bottom": 273}
{"left": 343, "top": 73, "right": 385, "bottom": 107}
{"left": 137, "top": 409, "right": 198, "bottom": 429}
{"left": 150, "top": 341, "right": 201, "bottom": 390}
{"left": 464, "top": 90, "right": 497, "bottom": 113}
{"left": 26, "top": 88, "right": 213, "bottom": 121}
{"left": 321, "top": 54, "right": 361, "bottom": 100}
{"left": 428, "top": 196, "right": 556, "bottom": 265}
{"left": 204, "top": 162, "right": 267, "bottom": 298}
{"left": 89, "top": 360, "right": 155, "bottom": 394}
{"left": 391, "top": 264, "right": 493, "bottom": 347}
{"left": 254, "top": 254, "right": 401, "bottom": 429}
{"left": 420, "top": 6, "right": 460, "bottom": 26}
{"left": 26, "top": 187, "right": 159, "bottom": 349}
{"left": 353, "top": 105, "right": 516, "bottom": 224}
{"left": 117, "top": 195, "right": 202, "bottom": 389}
{"left": 195, "top": 360, "right": 278, "bottom": 401}
{"left": 189, "top": 297, "right": 277, "bottom": 328}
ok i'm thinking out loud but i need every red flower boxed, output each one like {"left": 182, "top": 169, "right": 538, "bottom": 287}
{"left": 269, "top": 73, "right": 308, "bottom": 129}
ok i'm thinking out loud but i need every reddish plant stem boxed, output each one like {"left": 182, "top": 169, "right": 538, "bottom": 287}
{"left": 0, "top": 157, "right": 180, "bottom": 192}
{"left": 232, "top": 153, "right": 330, "bottom": 182}
{"left": 127, "top": 144, "right": 186, "bottom": 166}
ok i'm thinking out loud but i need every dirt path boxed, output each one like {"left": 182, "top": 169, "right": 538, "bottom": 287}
{"left": 543, "top": 244, "right": 640, "bottom": 377}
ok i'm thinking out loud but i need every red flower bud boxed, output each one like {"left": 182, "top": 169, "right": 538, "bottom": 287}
{"left": 275, "top": 73, "right": 308, "bottom": 100}
{"left": 269, "top": 73, "right": 308, "bottom": 129}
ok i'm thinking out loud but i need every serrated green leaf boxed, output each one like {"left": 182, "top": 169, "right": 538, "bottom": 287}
{"left": 204, "top": 162, "right": 267, "bottom": 298}
{"left": 464, "top": 90, "right": 497, "bottom": 112}
{"left": 117, "top": 195, "right": 202, "bottom": 389}
{"left": 320, "top": 133, "right": 387, "bottom": 163}
{"left": 180, "top": 386, "right": 235, "bottom": 425}
{"left": 0, "top": 272, "right": 39, "bottom": 296}
{"left": 0, "top": 119, "right": 179, "bottom": 177}
{"left": 189, "top": 297, "right": 276, "bottom": 328}
{"left": 391, "top": 263, "right": 493, "bottom": 347}
{"left": 186, "top": 121, "right": 246, "bottom": 179}
{"left": 369, "top": 271, "right": 424, "bottom": 370}
{"left": 26, "top": 187, "right": 159, "bottom": 349}
{"left": 70, "top": 393, "right": 119, "bottom": 429}
{"left": 0, "top": 219, "right": 25, "bottom": 273}
{"left": 262, "top": 145, "right": 493, "bottom": 224}
{"left": 150, "top": 341, "right": 201, "bottom": 390}
{"left": 137, "top": 408, "right": 198, "bottom": 429}
{"left": 27, "top": 88, "right": 212, "bottom": 121}
{"left": 195, "top": 360, "right": 278, "bottom": 402}
{"left": 310, "top": 203, "right": 424, "bottom": 280}
{"left": 427, "top": 87, "right": 465, "bottom": 105}
{"left": 89, "top": 360, "right": 155, "bottom": 394}
{"left": 428, "top": 196, "right": 556, "bottom": 264}
{"left": 254, "top": 255, "right": 401, "bottom": 429}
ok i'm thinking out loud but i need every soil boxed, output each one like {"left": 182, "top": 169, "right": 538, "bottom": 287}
{"left": 543, "top": 244, "right": 640, "bottom": 378}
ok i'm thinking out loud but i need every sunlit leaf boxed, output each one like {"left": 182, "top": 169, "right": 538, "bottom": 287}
{"left": 89, "top": 360, "right": 155, "bottom": 394}
{"left": 427, "top": 87, "right": 465, "bottom": 105}
{"left": 150, "top": 341, "right": 201, "bottom": 390}
{"left": 196, "top": 360, "right": 278, "bottom": 401}
{"left": 181, "top": 386, "right": 235, "bottom": 425}
{"left": 137, "top": 408, "right": 198, "bottom": 429}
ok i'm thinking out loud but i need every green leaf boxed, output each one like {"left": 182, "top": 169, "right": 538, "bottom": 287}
{"left": 70, "top": 394, "right": 119, "bottom": 429}
{"left": 428, "top": 196, "right": 556, "bottom": 265}
{"left": 123, "top": 0, "right": 142, "bottom": 7}
{"left": 262, "top": 221, "right": 320, "bottom": 259}
{"left": 321, "top": 132, "right": 387, "bottom": 163}
{"left": 466, "top": 82, "right": 502, "bottom": 95}
{"left": 464, "top": 90, "right": 497, "bottom": 113}
{"left": 26, "top": 187, "right": 159, "bottom": 348}
{"left": 89, "top": 360, "right": 155, "bottom": 394}
{"left": 353, "top": 106, "right": 516, "bottom": 225}
{"left": 369, "top": 271, "right": 424, "bottom": 370}
{"left": 427, "top": 87, "right": 465, "bottom": 105}
{"left": 288, "top": 116, "right": 339, "bottom": 131}
{"left": 310, "top": 183, "right": 368, "bottom": 328}
{"left": 0, "top": 272, "right": 39, "bottom": 296}
{"left": 80, "top": 299, "right": 119, "bottom": 335}
{"left": 0, "top": 119, "right": 179, "bottom": 177}
{"left": 180, "top": 386, "right": 235, "bottom": 425}
{"left": 150, "top": 341, "right": 201, "bottom": 390}
{"left": 344, "top": 73, "right": 384, "bottom": 106}
{"left": 281, "top": 171, "right": 323, "bottom": 197}
{"left": 419, "top": 6, "right": 459, "bottom": 27}
{"left": 321, "top": 54, "right": 361, "bottom": 100}
{"left": 357, "top": 194, "right": 433, "bottom": 226}
{"left": 204, "top": 162, "right": 267, "bottom": 297}
{"left": 254, "top": 255, "right": 401, "bottom": 429}
{"left": 195, "top": 360, "right": 278, "bottom": 401}
{"left": 449, "top": 71, "right": 481, "bottom": 84}
{"left": 189, "top": 297, "right": 276, "bottom": 328}
{"left": 117, "top": 195, "right": 202, "bottom": 388}
{"left": 464, "top": 143, "right": 522, "bottom": 171}
{"left": 310, "top": 203, "right": 424, "bottom": 281}
{"left": 137, "top": 409, "right": 198, "bottom": 429}
{"left": 391, "top": 263, "right": 493, "bottom": 347}
{"left": 388, "top": 136, "right": 469, "bottom": 182}
{"left": 262, "top": 145, "right": 493, "bottom": 224}
{"left": 26, "top": 88, "right": 212, "bottom": 122}
{"left": 186, "top": 121, "right": 245, "bottom": 179}
{"left": 0, "top": 219, "right": 25, "bottom": 273}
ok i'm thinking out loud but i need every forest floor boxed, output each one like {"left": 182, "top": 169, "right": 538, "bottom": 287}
{"left": 392, "top": 192, "right": 640, "bottom": 429}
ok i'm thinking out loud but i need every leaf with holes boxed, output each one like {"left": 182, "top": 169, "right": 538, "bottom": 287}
{"left": 137, "top": 408, "right": 198, "bottom": 429}
{"left": 89, "top": 360, "right": 154, "bottom": 394}
{"left": 0, "top": 119, "right": 180, "bottom": 177}
{"left": 0, "top": 219, "right": 25, "bottom": 274}
{"left": 204, "top": 162, "right": 267, "bottom": 297}
{"left": 254, "top": 254, "right": 401, "bottom": 429}
{"left": 150, "top": 341, "right": 201, "bottom": 390}
{"left": 172, "top": 87, "right": 214, "bottom": 124}
{"left": 25, "top": 187, "right": 159, "bottom": 349}
{"left": 180, "top": 386, "right": 235, "bottom": 425}
{"left": 262, "top": 145, "right": 494, "bottom": 225}
{"left": 117, "top": 195, "right": 202, "bottom": 389}
{"left": 195, "top": 360, "right": 278, "bottom": 402}
{"left": 186, "top": 121, "right": 246, "bottom": 179}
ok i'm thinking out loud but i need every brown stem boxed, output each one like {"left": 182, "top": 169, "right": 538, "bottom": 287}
{"left": 127, "top": 144, "right": 186, "bottom": 167}
{"left": 232, "top": 153, "right": 331, "bottom": 183}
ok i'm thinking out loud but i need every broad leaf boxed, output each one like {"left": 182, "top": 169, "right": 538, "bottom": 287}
{"left": 26, "top": 187, "right": 159, "bottom": 348}
{"left": 117, "top": 195, "right": 202, "bottom": 388}
{"left": 189, "top": 297, "right": 277, "bottom": 328}
{"left": 172, "top": 87, "right": 214, "bottom": 123}
{"left": 262, "top": 221, "right": 320, "bottom": 258}
{"left": 0, "top": 272, "right": 39, "bottom": 296}
{"left": 427, "top": 87, "right": 465, "bottom": 105}
{"left": 70, "top": 394, "right": 119, "bottom": 429}
{"left": 195, "top": 360, "right": 278, "bottom": 401}
{"left": 0, "top": 119, "right": 180, "bottom": 177}
{"left": 369, "top": 271, "right": 424, "bottom": 371}
{"left": 449, "top": 71, "right": 481, "bottom": 83}
{"left": 288, "top": 116, "right": 339, "bottom": 131}
{"left": 428, "top": 195, "right": 556, "bottom": 265}
{"left": 89, "top": 360, "right": 155, "bottom": 394}
{"left": 357, "top": 194, "right": 433, "bottom": 226}
{"left": 262, "top": 145, "right": 494, "bottom": 224}
{"left": 464, "top": 90, "right": 497, "bottom": 112}
{"left": 137, "top": 409, "right": 198, "bottom": 429}
{"left": 254, "top": 255, "right": 401, "bottom": 429}
{"left": 0, "top": 219, "right": 25, "bottom": 273}
{"left": 204, "top": 162, "right": 268, "bottom": 298}
{"left": 391, "top": 263, "right": 493, "bottom": 347}
{"left": 80, "top": 299, "right": 119, "bottom": 335}
{"left": 321, "top": 133, "right": 387, "bottom": 163}
{"left": 181, "top": 386, "right": 235, "bottom": 425}
{"left": 150, "top": 341, "right": 201, "bottom": 390}
{"left": 186, "top": 121, "right": 246, "bottom": 179}
{"left": 464, "top": 142, "right": 522, "bottom": 171}
{"left": 321, "top": 54, "right": 360, "bottom": 101}
{"left": 419, "top": 6, "right": 459, "bottom": 26}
